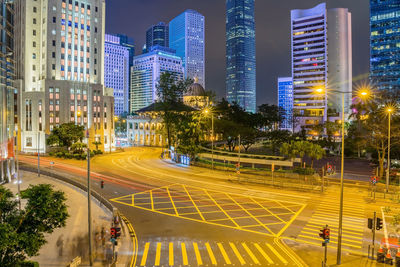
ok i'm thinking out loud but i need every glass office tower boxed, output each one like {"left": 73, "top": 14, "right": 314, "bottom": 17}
{"left": 226, "top": 0, "right": 256, "bottom": 113}
{"left": 370, "top": 0, "right": 400, "bottom": 91}
{"left": 169, "top": 10, "right": 205, "bottom": 87}
{"left": 146, "top": 22, "right": 169, "bottom": 52}
{"left": 278, "top": 77, "right": 293, "bottom": 131}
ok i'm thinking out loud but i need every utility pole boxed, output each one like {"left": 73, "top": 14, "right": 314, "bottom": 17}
{"left": 211, "top": 112, "right": 214, "bottom": 170}
{"left": 238, "top": 134, "right": 241, "bottom": 166}
{"left": 37, "top": 132, "right": 40, "bottom": 177}
{"left": 386, "top": 110, "right": 392, "bottom": 193}
{"left": 87, "top": 130, "right": 93, "bottom": 266}
{"left": 337, "top": 94, "right": 345, "bottom": 265}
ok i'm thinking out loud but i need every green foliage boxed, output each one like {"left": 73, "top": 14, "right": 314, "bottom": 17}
{"left": 71, "top": 142, "right": 87, "bottom": 154}
{"left": 47, "top": 123, "right": 85, "bottom": 149}
{"left": 280, "top": 141, "right": 325, "bottom": 167}
{"left": 350, "top": 90, "right": 400, "bottom": 178}
{"left": 0, "top": 185, "right": 68, "bottom": 266}
{"left": 258, "top": 104, "right": 285, "bottom": 130}
{"left": 293, "top": 167, "right": 315, "bottom": 175}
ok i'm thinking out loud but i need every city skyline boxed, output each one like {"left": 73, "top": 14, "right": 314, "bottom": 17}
{"left": 106, "top": 0, "right": 368, "bottom": 107}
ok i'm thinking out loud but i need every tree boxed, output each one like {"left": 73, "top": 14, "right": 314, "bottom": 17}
{"left": 351, "top": 90, "right": 400, "bottom": 178}
{"left": 264, "top": 130, "right": 292, "bottom": 155}
{"left": 280, "top": 140, "right": 325, "bottom": 167}
{"left": 156, "top": 72, "right": 193, "bottom": 149}
{"left": 258, "top": 104, "right": 285, "bottom": 130}
{"left": 308, "top": 143, "right": 326, "bottom": 168}
{"left": 0, "top": 184, "right": 68, "bottom": 266}
{"left": 47, "top": 123, "right": 85, "bottom": 149}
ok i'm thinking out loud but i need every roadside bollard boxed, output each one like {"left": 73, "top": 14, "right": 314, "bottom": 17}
{"left": 385, "top": 251, "right": 394, "bottom": 265}
{"left": 377, "top": 246, "right": 386, "bottom": 263}
{"left": 396, "top": 248, "right": 400, "bottom": 267}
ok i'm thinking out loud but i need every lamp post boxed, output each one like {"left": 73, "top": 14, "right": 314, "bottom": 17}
{"left": 386, "top": 107, "right": 393, "bottom": 193}
{"left": 204, "top": 108, "right": 214, "bottom": 169}
{"left": 314, "top": 87, "right": 370, "bottom": 265}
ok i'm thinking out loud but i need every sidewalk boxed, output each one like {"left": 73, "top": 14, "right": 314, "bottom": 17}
{"left": 3, "top": 171, "right": 132, "bottom": 267}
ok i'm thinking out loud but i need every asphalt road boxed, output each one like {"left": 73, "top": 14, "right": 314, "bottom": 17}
{"left": 19, "top": 147, "right": 387, "bottom": 266}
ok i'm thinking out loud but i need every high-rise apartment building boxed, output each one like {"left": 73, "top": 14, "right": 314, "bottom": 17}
{"left": 226, "top": 0, "right": 256, "bottom": 113}
{"left": 130, "top": 46, "right": 184, "bottom": 112}
{"left": 169, "top": 10, "right": 205, "bottom": 87}
{"left": 14, "top": 0, "right": 115, "bottom": 153}
{"left": 370, "top": 0, "right": 400, "bottom": 91}
{"left": 146, "top": 22, "right": 169, "bottom": 53}
{"left": 291, "top": 3, "right": 352, "bottom": 132}
{"left": 105, "top": 34, "right": 130, "bottom": 115}
{"left": 0, "top": 0, "right": 16, "bottom": 183}
{"left": 278, "top": 77, "right": 293, "bottom": 132}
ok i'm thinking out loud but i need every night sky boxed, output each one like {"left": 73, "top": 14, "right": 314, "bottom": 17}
{"left": 106, "top": 0, "right": 369, "bottom": 106}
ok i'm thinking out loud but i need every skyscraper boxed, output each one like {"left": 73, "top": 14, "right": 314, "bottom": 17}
{"left": 0, "top": 0, "right": 16, "bottom": 183}
{"left": 105, "top": 34, "right": 130, "bottom": 115}
{"left": 146, "top": 22, "right": 169, "bottom": 52}
{"left": 169, "top": 10, "right": 205, "bottom": 87}
{"left": 291, "top": 3, "right": 352, "bottom": 132}
{"left": 14, "top": 0, "right": 115, "bottom": 153}
{"left": 226, "top": 0, "right": 256, "bottom": 113}
{"left": 130, "top": 46, "right": 184, "bottom": 112}
{"left": 370, "top": 0, "right": 400, "bottom": 91}
{"left": 278, "top": 77, "right": 293, "bottom": 132}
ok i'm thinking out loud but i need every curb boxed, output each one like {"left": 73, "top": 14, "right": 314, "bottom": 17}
{"left": 20, "top": 165, "right": 136, "bottom": 267}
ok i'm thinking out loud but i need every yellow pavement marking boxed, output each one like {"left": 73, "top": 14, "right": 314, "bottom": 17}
{"left": 230, "top": 242, "right": 246, "bottom": 265}
{"left": 266, "top": 243, "right": 288, "bottom": 265}
{"left": 217, "top": 243, "right": 232, "bottom": 264}
{"left": 169, "top": 242, "right": 174, "bottom": 266}
{"left": 302, "top": 227, "right": 364, "bottom": 237}
{"left": 205, "top": 242, "right": 217, "bottom": 265}
{"left": 313, "top": 212, "right": 364, "bottom": 223}
{"left": 277, "top": 203, "right": 306, "bottom": 237}
{"left": 150, "top": 190, "right": 154, "bottom": 210}
{"left": 193, "top": 242, "right": 203, "bottom": 266}
{"left": 203, "top": 188, "right": 241, "bottom": 228}
{"left": 155, "top": 242, "right": 161, "bottom": 266}
{"left": 166, "top": 187, "right": 179, "bottom": 215}
{"left": 294, "top": 237, "right": 367, "bottom": 255}
{"left": 308, "top": 219, "right": 363, "bottom": 232}
{"left": 140, "top": 242, "right": 150, "bottom": 266}
{"left": 305, "top": 221, "right": 364, "bottom": 233}
{"left": 226, "top": 194, "right": 275, "bottom": 236}
{"left": 254, "top": 243, "right": 273, "bottom": 264}
{"left": 298, "top": 235, "right": 362, "bottom": 248}
{"left": 300, "top": 230, "right": 362, "bottom": 244}
{"left": 250, "top": 197, "right": 286, "bottom": 223}
{"left": 181, "top": 243, "right": 188, "bottom": 266}
{"left": 183, "top": 184, "right": 206, "bottom": 221}
{"left": 120, "top": 215, "right": 138, "bottom": 267}
{"left": 242, "top": 242, "right": 260, "bottom": 265}
{"left": 132, "top": 194, "right": 134, "bottom": 206}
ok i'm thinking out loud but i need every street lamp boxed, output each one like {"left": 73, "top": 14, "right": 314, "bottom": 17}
{"left": 314, "top": 87, "right": 369, "bottom": 265}
{"left": 203, "top": 108, "right": 214, "bottom": 170}
{"left": 386, "top": 106, "right": 394, "bottom": 193}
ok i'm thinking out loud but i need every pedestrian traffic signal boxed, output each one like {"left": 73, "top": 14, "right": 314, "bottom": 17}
{"left": 376, "top": 217, "right": 383, "bottom": 230}
{"left": 368, "top": 218, "right": 373, "bottom": 229}
{"left": 115, "top": 227, "right": 121, "bottom": 238}
{"left": 319, "top": 226, "right": 330, "bottom": 241}
{"left": 101, "top": 180, "right": 104, "bottom": 189}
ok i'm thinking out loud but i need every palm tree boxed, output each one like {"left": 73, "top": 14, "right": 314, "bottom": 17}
{"left": 308, "top": 143, "right": 326, "bottom": 168}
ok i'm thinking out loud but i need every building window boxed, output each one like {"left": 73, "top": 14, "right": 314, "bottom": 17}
{"left": 33, "top": 41, "right": 36, "bottom": 47}
{"left": 25, "top": 99, "right": 32, "bottom": 131}
{"left": 53, "top": 17, "right": 56, "bottom": 23}
{"left": 52, "top": 40, "right": 56, "bottom": 46}
{"left": 38, "top": 100, "right": 42, "bottom": 131}
{"left": 33, "top": 30, "right": 36, "bottom": 36}
{"left": 26, "top": 137, "right": 33, "bottom": 147}
{"left": 33, "top": 18, "right": 37, "bottom": 24}
{"left": 33, "top": 6, "right": 37, "bottom": 13}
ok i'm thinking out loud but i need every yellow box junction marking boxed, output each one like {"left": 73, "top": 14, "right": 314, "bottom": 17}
{"left": 110, "top": 183, "right": 306, "bottom": 237}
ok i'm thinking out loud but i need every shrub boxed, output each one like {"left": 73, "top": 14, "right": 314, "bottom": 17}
{"left": 293, "top": 167, "right": 315, "bottom": 175}
{"left": 18, "top": 261, "right": 39, "bottom": 267}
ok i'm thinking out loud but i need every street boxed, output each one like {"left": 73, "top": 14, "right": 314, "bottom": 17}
{"left": 19, "top": 147, "right": 391, "bottom": 266}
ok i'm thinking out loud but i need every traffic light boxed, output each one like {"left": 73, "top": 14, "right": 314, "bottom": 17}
{"left": 368, "top": 218, "right": 373, "bottom": 229}
{"left": 376, "top": 217, "right": 383, "bottom": 230}
{"left": 110, "top": 227, "right": 116, "bottom": 238}
{"left": 319, "top": 229, "right": 325, "bottom": 239}
{"left": 323, "top": 228, "right": 330, "bottom": 241}
{"left": 100, "top": 180, "right": 104, "bottom": 189}
{"left": 115, "top": 227, "right": 121, "bottom": 238}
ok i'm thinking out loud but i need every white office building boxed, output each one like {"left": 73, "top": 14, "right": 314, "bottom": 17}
{"left": 14, "top": 0, "right": 115, "bottom": 153}
{"left": 130, "top": 46, "right": 184, "bottom": 113}
{"left": 291, "top": 3, "right": 352, "bottom": 132}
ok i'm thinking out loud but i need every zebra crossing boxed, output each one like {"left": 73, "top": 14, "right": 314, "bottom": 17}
{"left": 136, "top": 240, "right": 291, "bottom": 266}
{"left": 297, "top": 190, "right": 366, "bottom": 252}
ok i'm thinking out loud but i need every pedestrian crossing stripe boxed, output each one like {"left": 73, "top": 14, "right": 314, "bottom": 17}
{"left": 137, "top": 241, "right": 290, "bottom": 266}
{"left": 300, "top": 230, "right": 362, "bottom": 244}
{"left": 302, "top": 227, "right": 364, "bottom": 237}
{"left": 297, "top": 235, "right": 362, "bottom": 249}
